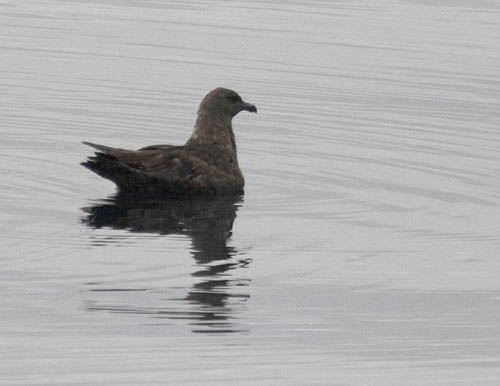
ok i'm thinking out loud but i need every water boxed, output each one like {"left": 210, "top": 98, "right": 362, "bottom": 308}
{"left": 2, "top": 1, "right": 500, "bottom": 384}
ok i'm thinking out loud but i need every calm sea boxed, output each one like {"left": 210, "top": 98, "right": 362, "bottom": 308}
{"left": 2, "top": 1, "right": 500, "bottom": 385}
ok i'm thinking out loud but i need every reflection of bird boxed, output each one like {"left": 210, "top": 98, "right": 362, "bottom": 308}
{"left": 82, "top": 193, "right": 250, "bottom": 333}
{"left": 81, "top": 88, "right": 257, "bottom": 196}
{"left": 82, "top": 193, "right": 242, "bottom": 263}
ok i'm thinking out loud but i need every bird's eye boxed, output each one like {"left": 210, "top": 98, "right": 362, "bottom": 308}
{"left": 228, "top": 95, "right": 240, "bottom": 103}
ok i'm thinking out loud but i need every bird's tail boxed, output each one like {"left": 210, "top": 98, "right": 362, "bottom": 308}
{"left": 81, "top": 146, "right": 150, "bottom": 191}
{"left": 82, "top": 141, "right": 115, "bottom": 153}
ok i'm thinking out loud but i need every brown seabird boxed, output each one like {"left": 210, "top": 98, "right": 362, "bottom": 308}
{"left": 81, "top": 88, "right": 257, "bottom": 196}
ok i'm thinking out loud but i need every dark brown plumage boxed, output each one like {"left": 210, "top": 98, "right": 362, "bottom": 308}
{"left": 81, "top": 88, "right": 257, "bottom": 196}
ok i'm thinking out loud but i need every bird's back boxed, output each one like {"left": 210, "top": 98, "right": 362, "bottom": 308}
{"left": 81, "top": 141, "right": 244, "bottom": 196}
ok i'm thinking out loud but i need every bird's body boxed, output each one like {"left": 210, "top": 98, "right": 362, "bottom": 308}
{"left": 81, "top": 88, "right": 256, "bottom": 196}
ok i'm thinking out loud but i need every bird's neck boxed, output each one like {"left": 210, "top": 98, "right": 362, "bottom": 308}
{"left": 186, "top": 111, "right": 238, "bottom": 155}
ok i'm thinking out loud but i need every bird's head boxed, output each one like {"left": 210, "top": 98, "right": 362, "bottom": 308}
{"left": 198, "top": 88, "right": 257, "bottom": 118}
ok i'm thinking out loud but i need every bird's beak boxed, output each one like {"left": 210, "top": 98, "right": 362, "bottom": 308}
{"left": 240, "top": 101, "right": 257, "bottom": 113}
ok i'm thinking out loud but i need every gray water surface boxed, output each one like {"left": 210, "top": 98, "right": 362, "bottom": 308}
{"left": 2, "top": 1, "right": 500, "bottom": 385}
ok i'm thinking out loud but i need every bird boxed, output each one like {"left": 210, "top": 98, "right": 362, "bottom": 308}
{"left": 81, "top": 88, "right": 257, "bottom": 196}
